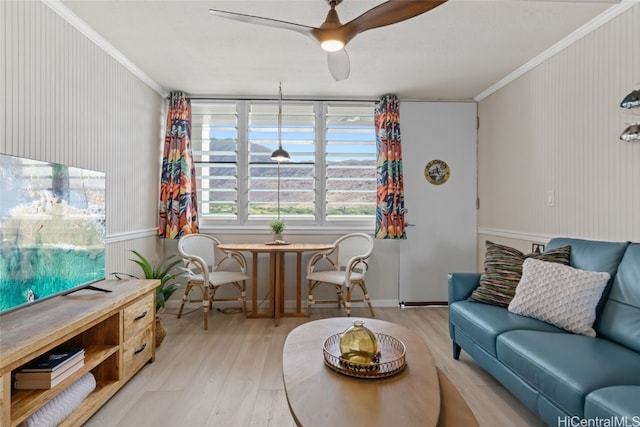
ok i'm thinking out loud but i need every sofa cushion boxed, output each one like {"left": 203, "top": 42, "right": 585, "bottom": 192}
{"left": 585, "top": 386, "right": 640, "bottom": 420}
{"left": 508, "top": 259, "right": 609, "bottom": 336}
{"left": 496, "top": 330, "right": 640, "bottom": 417}
{"left": 449, "top": 300, "right": 565, "bottom": 356}
{"left": 596, "top": 243, "right": 640, "bottom": 351}
{"left": 546, "top": 238, "right": 629, "bottom": 277}
{"left": 469, "top": 241, "right": 571, "bottom": 307}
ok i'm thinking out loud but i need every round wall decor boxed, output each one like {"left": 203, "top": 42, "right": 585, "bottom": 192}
{"left": 424, "top": 159, "right": 450, "bottom": 185}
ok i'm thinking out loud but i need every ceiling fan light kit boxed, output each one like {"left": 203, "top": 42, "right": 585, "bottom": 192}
{"left": 318, "top": 1, "right": 346, "bottom": 52}
{"left": 209, "top": 0, "right": 448, "bottom": 81}
{"left": 321, "top": 39, "right": 344, "bottom": 52}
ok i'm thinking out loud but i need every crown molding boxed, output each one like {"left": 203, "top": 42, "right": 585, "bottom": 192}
{"left": 42, "top": 0, "right": 168, "bottom": 98}
{"left": 475, "top": 0, "right": 639, "bottom": 102}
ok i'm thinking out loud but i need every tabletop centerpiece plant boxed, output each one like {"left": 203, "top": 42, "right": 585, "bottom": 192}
{"left": 270, "top": 218, "right": 286, "bottom": 241}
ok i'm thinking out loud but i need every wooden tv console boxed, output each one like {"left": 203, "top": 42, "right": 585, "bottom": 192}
{"left": 0, "top": 279, "right": 159, "bottom": 426}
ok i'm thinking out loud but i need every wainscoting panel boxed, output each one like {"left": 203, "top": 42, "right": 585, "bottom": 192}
{"left": 478, "top": 5, "right": 639, "bottom": 249}
{"left": 107, "top": 236, "right": 163, "bottom": 280}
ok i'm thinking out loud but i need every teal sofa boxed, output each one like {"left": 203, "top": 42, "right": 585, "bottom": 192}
{"left": 448, "top": 238, "right": 640, "bottom": 426}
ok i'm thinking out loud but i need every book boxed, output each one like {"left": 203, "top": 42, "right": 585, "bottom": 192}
{"left": 15, "top": 357, "right": 85, "bottom": 381}
{"left": 20, "top": 348, "right": 84, "bottom": 373}
{"left": 14, "top": 359, "right": 84, "bottom": 389}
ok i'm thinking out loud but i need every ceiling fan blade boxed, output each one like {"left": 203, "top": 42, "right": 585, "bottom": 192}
{"left": 209, "top": 9, "right": 316, "bottom": 39}
{"left": 327, "top": 49, "right": 350, "bottom": 81}
{"left": 344, "top": 0, "right": 448, "bottom": 38}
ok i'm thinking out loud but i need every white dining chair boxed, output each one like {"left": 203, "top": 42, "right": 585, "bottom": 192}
{"left": 177, "top": 234, "right": 248, "bottom": 330}
{"left": 306, "top": 233, "right": 375, "bottom": 317}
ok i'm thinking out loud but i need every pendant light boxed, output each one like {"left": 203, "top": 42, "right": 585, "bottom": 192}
{"left": 270, "top": 82, "right": 291, "bottom": 162}
{"left": 271, "top": 82, "right": 290, "bottom": 222}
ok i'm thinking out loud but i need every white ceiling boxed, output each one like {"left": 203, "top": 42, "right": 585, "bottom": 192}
{"left": 60, "top": 0, "right": 622, "bottom": 101}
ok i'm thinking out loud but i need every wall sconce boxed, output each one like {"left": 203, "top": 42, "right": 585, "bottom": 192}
{"left": 619, "top": 88, "right": 639, "bottom": 142}
{"left": 620, "top": 89, "right": 640, "bottom": 109}
{"left": 620, "top": 123, "right": 640, "bottom": 142}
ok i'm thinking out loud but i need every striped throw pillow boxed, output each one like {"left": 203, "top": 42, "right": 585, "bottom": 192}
{"left": 469, "top": 241, "right": 571, "bottom": 307}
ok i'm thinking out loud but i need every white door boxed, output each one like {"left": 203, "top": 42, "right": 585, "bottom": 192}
{"left": 399, "top": 102, "right": 477, "bottom": 303}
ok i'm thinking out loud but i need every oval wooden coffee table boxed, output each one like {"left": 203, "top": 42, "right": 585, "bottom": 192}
{"left": 283, "top": 317, "right": 477, "bottom": 427}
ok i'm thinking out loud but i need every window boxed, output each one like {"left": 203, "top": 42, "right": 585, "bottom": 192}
{"left": 191, "top": 100, "right": 376, "bottom": 231}
{"left": 325, "top": 104, "right": 377, "bottom": 219}
{"left": 191, "top": 102, "right": 238, "bottom": 218}
{"left": 248, "top": 102, "right": 316, "bottom": 220}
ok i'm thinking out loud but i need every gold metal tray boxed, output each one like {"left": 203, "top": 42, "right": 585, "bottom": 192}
{"left": 323, "top": 333, "right": 406, "bottom": 379}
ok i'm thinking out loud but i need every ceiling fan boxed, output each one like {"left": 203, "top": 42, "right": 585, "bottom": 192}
{"left": 208, "top": 0, "right": 448, "bottom": 81}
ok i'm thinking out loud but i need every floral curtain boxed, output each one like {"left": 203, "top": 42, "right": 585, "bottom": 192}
{"left": 375, "top": 94, "right": 406, "bottom": 239}
{"left": 158, "top": 91, "right": 199, "bottom": 239}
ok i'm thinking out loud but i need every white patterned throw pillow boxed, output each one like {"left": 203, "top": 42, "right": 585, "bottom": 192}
{"left": 508, "top": 258, "right": 610, "bottom": 336}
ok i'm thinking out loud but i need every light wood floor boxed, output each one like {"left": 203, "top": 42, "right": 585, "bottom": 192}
{"left": 84, "top": 306, "right": 546, "bottom": 427}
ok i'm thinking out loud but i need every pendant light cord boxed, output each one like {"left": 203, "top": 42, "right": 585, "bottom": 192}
{"left": 277, "top": 82, "right": 282, "bottom": 219}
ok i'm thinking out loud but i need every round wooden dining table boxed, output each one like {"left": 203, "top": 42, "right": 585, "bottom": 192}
{"left": 217, "top": 242, "right": 334, "bottom": 326}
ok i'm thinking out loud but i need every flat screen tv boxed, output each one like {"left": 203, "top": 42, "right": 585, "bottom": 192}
{"left": 0, "top": 154, "right": 106, "bottom": 314}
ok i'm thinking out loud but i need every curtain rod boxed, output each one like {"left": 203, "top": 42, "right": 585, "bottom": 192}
{"left": 169, "top": 95, "right": 476, "bottom": 103}
{"left": 169, "top": 95, "right": 379, "bottom": 103}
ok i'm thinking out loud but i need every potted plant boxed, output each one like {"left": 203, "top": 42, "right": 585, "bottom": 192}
{"left": 113, "top": 250, "right": 182, "bottom": 346}
{"left": 270, "top": 218, "right": 286, "bottom": 241}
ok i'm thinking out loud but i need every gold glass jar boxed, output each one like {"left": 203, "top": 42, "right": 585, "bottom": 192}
{"left": 339, "top": 320, "right": 378, "bottom": 364}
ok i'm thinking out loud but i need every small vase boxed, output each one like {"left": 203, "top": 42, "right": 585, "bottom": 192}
{"left": 273, "top": 233, "right": 283, "bottom": 242}
{"left": 339, "top": 320, "right": 378, "bottom": 364}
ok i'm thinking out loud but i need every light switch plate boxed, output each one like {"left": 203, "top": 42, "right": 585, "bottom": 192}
{"left": 546, "top": 190, "right": 555, "bottom": 207}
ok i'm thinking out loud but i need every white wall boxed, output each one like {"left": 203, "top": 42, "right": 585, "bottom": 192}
{"left": 160, "top": 98, "right": 480, "bottom": 309}
{"left": 4, "top": 1, "right": 467, "bottom": 308}
{"left": 1, "top": 0, "right": 165, "bottom": 278}
{"left": 12, "top": 1, "right": 634, "bottom": 308}
{"left": 166, "top": 101, "right": 477, "bottom": 308}
{"left": 477, "top": 4, "right": 640, "bottom": 263}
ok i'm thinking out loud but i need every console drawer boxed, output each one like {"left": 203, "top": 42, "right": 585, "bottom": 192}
{"left": 123, "top": 293, "right": 154, "bottom": 341}
{"left": 122, "top": 325, "right": 153, "bottom": 379}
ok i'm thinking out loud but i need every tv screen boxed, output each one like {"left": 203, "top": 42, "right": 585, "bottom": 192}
{"left": 0, "top": 154, "right": 106, "bottom": 314}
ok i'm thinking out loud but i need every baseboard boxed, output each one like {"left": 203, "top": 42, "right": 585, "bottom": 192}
{"left": 400, "top": 301, "right": 448, "bottom": 307}
{"left": 165, "top": 298, "right": 401, "bottom": 312}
